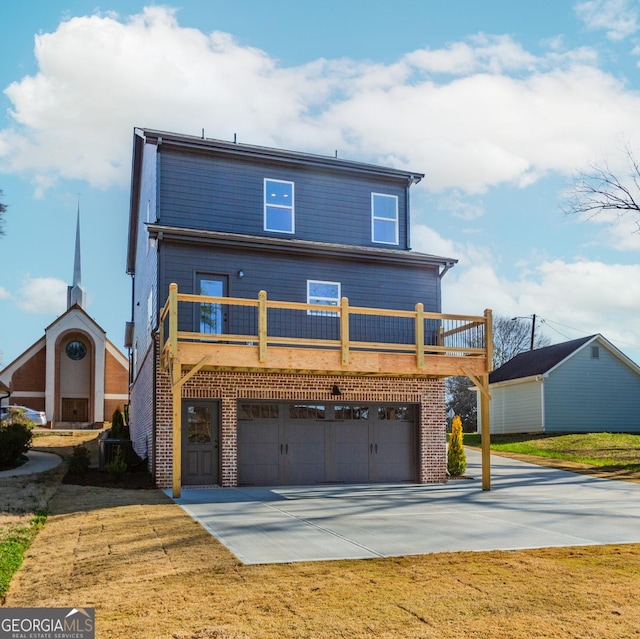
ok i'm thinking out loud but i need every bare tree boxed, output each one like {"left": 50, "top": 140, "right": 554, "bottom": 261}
{"left": 446, "top": 315, "right": 550, "bottom": 431}
{"left": 492, "top": 315, "right": 549, "bottom": 369}
{"left": 445, "top": 375, "right": 478, "bottom": 432}
{"left": 564, "top": 145, "right": 640, "bottom": 231}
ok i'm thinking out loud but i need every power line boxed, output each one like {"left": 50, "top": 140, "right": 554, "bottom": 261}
{"left": 538, "top": 319, "right": 575, "bottom": 342}
{"left": 539, "top": 317, "right": 640, "bottom": 351}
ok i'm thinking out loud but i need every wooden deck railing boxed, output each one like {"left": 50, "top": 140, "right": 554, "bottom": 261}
{"left": 159, "top": 284, "right": 492, "bottom": 377}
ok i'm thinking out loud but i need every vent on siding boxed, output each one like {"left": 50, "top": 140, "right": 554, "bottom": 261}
{"left": 591, "top": 345, "right": 600, "bottom": 359}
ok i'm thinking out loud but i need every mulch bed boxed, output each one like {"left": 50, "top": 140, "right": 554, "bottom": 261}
{"left": 63, "top": 464, "right": 156, "bottom": 489}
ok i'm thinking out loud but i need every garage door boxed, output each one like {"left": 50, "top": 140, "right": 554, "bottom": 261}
{"left": 238, "top": 402, "right": 417, "bottom": 486}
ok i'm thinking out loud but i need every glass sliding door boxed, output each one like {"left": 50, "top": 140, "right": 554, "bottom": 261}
{"left": 196, "top": 274, "right": 228, "bottom": 335}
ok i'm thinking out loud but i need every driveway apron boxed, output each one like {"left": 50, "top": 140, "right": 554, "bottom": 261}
{"left": 167, "top": 449, "right": 640, "bottom": 564}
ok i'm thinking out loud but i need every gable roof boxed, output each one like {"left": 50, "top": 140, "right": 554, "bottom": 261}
{"left": 44, "top": 303, "right": 106, "bottom": 335}
{"left": 489, "top": 335, "right": 596, "bottom": 384}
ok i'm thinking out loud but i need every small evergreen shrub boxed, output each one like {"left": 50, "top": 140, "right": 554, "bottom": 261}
{"left": 68, "top": 445, "right": 91, "bottom": 476}
{"left": 106, "top": 445, "right": 127, "bottom": 482}
{"left": 110, "top": 407, "right": 127, "bottom": 439}
{"left": 447, "top": 415, "right": 467, "bottom": 477}
{"left": 0, "top": 411, "right": 33, "bottom": 470}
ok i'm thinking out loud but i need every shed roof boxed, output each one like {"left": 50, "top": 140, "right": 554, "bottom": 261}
{"left": 489, "top": 335, "right": 596, "bottom": 384}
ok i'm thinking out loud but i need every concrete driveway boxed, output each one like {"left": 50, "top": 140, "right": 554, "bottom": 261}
{"left": 168, "top": 449, "right": 640, "bottom": 564}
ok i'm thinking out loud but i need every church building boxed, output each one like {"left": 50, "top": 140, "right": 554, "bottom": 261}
{"left": 0, "top": 211, "right": 129, "bottom": 428}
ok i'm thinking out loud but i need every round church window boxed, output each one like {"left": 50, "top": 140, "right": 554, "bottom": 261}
{"left": 66, "top": 340, "right": 87, "bottom": 361}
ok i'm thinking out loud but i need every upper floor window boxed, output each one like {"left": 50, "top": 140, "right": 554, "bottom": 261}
{"left": 372, "top": 193, "right": 399, "bottom": 245}
{"left": 307, "top": 280, "right": 340, "bottom": 316}
{"left": 264, "top": 179, "right": 294, "bottom": 233}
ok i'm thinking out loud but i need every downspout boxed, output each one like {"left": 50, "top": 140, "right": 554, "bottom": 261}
{"left": 539, "top": 375, "right": 546, "bottom": 433}
{"left": 406, "top": 174, "right": 422, "bottom": 250}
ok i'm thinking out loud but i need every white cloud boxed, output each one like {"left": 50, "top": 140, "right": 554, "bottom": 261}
{"left": 435, "top": 191, "right": 485, "bottom": 221}
{"left": 411, "top": 224, "right": 640, "bottom": 360}
{"left": 438, "top": 245, "right": 640, "bottom": 362}
{"left": 411, "top": 224, "right": 458, "bottom": 258}
{"left": 0, "top": 286, "right": 9, "bottom": 300}
{"left": 404, "top": 34, "right": 538, "bottom": 76}
{"left": 575, "top": 0, "right": 640, "bottom": 40}
{"left": 2, "top": 7, "right": 640, "bottom": 198}
{"left": 576, "top": 207, "right": 640, "bottom": 250}
{"left": 15, "top": 277, "right": 67, "bottom": 314}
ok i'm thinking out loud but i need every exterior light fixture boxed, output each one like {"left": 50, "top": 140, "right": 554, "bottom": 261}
{"left": 331, "top": 384, "right": 342, "bottom": 396}
{"left": 238, "top": 270, "right": 245, "bottom": 278}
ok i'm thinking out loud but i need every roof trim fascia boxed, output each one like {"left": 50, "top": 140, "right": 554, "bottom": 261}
{"left": 140, "top": 128, "right": 424, "bottom": 183}
{"left": 488, "top": 375, "right": 545, "bottom": 389}
{"left": 44, "top": 304, "right": 107, "bottom": 335}
{"left": 147, "top": 223, "right": 457, "bottom": 268}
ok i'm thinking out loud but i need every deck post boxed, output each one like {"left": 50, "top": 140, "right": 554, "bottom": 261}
{"left": 340, "top": 297, "right": 350, "bottom": 366}
{"left": 481, "top": 308, "right": 493, "bottom": 491}
{"left": 415, "top": 303, "right": 424, "bottom": 369}
{"left": 258, "top": 290, "right": 267, "bottom": 363}
{"left": 168, "top": 283, "right": 178, "bottom": 359}
{"left": 479, "top": 374, "right": 491, "bottom": 491}
{"left": 171, "top": 358, "right": 182, "bottom": 499}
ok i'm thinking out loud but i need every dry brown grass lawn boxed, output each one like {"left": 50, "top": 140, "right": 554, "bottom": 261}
{"left": 0, "top": 431, "right": 101, "bottom": 546}
{"left": 3, "top": 434, "right": 640, "bottom": 638}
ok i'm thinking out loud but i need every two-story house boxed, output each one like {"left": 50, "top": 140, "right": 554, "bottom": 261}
{"left": 126, "top": 128, "right": 492, "bottom": 496}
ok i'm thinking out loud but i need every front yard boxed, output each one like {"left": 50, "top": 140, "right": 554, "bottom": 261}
{"left": 2, "top": 432, "right": 640, "bottom": 638}
{"left": 464, "top": 432, "right": 640, "bottom": 482}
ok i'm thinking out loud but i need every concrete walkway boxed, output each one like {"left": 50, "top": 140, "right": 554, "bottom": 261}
{"left": 0, "top": 450, "right": 62, "bottom": 478}
{"left": 168, "top": 449, "right": 640, "bottom": 564}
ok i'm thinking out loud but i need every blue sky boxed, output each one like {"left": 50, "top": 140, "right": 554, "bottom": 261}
{"left": 2, "top": 0, "right": 640, "bottom": 366}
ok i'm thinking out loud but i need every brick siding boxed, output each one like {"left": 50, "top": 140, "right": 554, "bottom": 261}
{"left": 153, "top": 361, "right": 447, "bottom": 489}
{"left": 129, "top": 343, "right": 156, "bottom": 468}
{"left": 10, "top": 347, "right": 46, "bottom": 392}
{"left": 104, "top": 349, "right": 129, "bottom": 394}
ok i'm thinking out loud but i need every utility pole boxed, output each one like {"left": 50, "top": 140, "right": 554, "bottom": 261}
{"left": 529, "top": 314, "right": 536, "bottom": 351}
{"left": 512, "top": 314, "right": 537, "bottom": 351}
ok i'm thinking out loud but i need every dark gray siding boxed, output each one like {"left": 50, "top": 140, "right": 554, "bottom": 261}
{"left": 129, "top": 143, "right": 159, "bottom": 467}
{"left": 158, "top": 241, "right": 441, "bottom": 344}
{"left": 545, "top": 343, "right": 640, "bottom": 432}
{"left": 157, "top": 148, "right": 410, "bottom": 249}
{"left": 131, "top": 144, "right": 159, "bottom": 377}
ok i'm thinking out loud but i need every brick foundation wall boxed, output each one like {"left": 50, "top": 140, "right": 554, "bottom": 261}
{"left": 129, "top": 344, "right": 156, "bottom": 468}
{"left": 153, "top": 363, "right": 447, "bottom": 489}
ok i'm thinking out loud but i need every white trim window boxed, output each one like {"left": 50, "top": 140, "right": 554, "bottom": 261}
{"left": 371, "top": 193, "right": 399, "bottom": 245}
{"left": 307, "top": 280, "right": 341, "bottom": 316}
{"left": 264, "top": 178, "right": 295, "bottom": 233}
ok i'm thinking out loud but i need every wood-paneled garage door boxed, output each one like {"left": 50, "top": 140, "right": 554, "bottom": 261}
{"left": 237, "top": 402, "right": 417, "bottom": 486}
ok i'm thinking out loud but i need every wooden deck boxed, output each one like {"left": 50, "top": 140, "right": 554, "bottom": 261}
{"left": 160, "top": 284, "right": 493, "bottom": 379}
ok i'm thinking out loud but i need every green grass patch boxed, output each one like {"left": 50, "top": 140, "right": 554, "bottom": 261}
{"left": 463, "top": 432, "right": 640, "bottom": 471}
{"left": 0, "top": 512, "right": 46, "bottom": 600}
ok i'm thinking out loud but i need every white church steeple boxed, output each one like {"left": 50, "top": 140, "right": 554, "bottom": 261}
{"left": 67, "top": 204, "right": 87, "bottom": 309}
